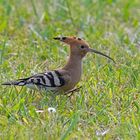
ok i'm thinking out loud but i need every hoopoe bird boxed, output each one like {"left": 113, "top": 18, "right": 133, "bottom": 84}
{"left": 2, "top": 36, "right": 114, "bottom": 93}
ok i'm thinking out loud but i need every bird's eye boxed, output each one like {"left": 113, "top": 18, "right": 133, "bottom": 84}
{"left": 80, "top": 45, "right": 85, "bottom": 49}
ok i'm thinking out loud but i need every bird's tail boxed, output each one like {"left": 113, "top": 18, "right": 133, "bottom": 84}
{"left": 2, "top": 79, "right": 28, "bottom": 86}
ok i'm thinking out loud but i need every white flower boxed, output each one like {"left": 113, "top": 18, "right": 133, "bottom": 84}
{"left": 36, "top": 110, "right": 44, "bottom": 113}
{"left": 96, "top": 129, "right": 109, "bottom": 136}
{"left": 48, "top": 107, "right": 56, "bottom": 113}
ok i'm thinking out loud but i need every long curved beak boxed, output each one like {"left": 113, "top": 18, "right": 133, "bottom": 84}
{"left": 89, "top": 48, "right": 115, "bottom": 63}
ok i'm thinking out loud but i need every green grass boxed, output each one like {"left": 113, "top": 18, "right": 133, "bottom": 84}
{"left": 0, "top": 0, "right": 140, "bottom": 139}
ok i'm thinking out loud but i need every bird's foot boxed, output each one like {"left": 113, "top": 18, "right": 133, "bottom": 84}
{"left": 65, "top": 86, "right": 82, "bottom": 97}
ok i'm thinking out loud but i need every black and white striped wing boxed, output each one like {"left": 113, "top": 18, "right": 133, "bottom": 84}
{"left": 2, "top": 70, "right": 67, "bottom": 91}
{"left": 25, "top": 70, "right": 66, "bottom": 90}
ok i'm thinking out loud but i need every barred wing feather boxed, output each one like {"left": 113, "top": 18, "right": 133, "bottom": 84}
{"left": 2, "top": 70, "right": 67, "bottom": 91}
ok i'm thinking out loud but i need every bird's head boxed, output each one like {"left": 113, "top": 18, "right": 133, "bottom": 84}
{"left": 54, "top": 36, "right": 115, "bottom": 62}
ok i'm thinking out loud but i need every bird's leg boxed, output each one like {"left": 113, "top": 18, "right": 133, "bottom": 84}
{"left": 65, "top": 86, "right": 82, "bottom": 97}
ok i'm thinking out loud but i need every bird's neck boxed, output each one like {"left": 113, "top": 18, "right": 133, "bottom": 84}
{"left": 63, "top": 53, "right": 82, "bottom": 71}
{"left": 62, "top": 52, "right": 83, "bottom": 90}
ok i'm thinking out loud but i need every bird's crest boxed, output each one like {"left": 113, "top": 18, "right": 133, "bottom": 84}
{"left": 53, "top": 36, "right": 86, "bottom": 46}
